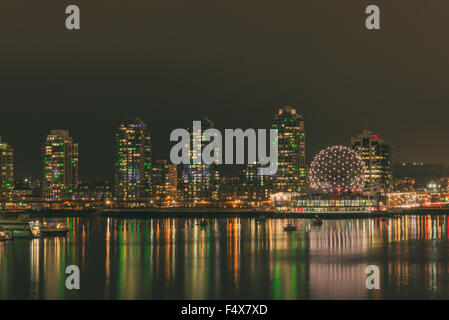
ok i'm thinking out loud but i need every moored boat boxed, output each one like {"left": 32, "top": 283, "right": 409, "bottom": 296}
{"left": 31, "top": 221, "right": 69, "bottom": 237}
{"left": 0, "top": 215, "right": 32, "bottom": 238}
{"left": 256, "top": 215, "right": 266, "bottom": 224}
{"left": 0, "top": 227, "right": 12, "bottom": 241}
{"left": 283, "top": 224, "right": 296, "bottom": 232}
{"left": 313, "top": 215, "right": 323, "bottom": 226}
{"left": 197, "top": 219, "right": 208, "bottom": 227}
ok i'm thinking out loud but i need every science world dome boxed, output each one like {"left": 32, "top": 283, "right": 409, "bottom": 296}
{"left": 308, "top": 145, "right": 365, "bottom": 193}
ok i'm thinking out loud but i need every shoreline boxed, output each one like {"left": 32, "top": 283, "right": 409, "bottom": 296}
{"left": 1, "top": 207, "right": 449, "bottom": 219}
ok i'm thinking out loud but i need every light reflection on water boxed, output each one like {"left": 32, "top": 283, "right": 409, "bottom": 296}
{"left": 1, "top": 215, "right": 449, "bottom": 299}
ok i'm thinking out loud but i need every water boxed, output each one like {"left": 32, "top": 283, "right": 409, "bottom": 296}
{"left": 1, "top": 214, "right": 449, "bottom": 299}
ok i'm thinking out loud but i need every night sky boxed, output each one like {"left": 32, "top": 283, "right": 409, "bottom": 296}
{"left": 1, "top": 1, "right": 449, "bottom": 182}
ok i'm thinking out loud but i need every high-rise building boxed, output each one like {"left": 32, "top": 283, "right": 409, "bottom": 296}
{"left": 43, "top": 130, "right": 79, "bottom": 201}
{"left": 240, "top": 162, "right": 271, "bottom": 201}
{"left": 151, "top": 160, "right": 177, "bottom": 204}
{"left": 0, "top": 137, "right": 14, "bottom": 202}
{"left": 182, "top": 117, "right": 220, "bottom": 205}
{"left": 350, "top": 129, "right": 393, "bottom": 192}
{"left": 115, "top": 118, "right": 151, "bottom": 204}
{"left": 271, "top": 106, "right": 306, "bottom": 192}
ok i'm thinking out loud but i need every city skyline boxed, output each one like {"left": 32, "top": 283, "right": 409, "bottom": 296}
{"left": 0, "top": 108, "right": 402, "bottom": 182}
{"left": 0, "top": 109, "right": 446, "bottom": 184}
{"left": 5, "top": 104, "right": 449, "bottom": 209}
{"left": 0, "top": 106, "right": 407, "bottom": 207}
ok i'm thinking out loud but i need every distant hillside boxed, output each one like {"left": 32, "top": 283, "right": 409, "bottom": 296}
{"left": 394, "top": 163, "right": 449, "bottom": 184}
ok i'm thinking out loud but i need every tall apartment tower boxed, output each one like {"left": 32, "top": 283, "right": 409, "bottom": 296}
{"left": 271, "top": 106, "right": 306, "bottom": 193}
{"left": 182, "top": 117, "right": 220, "bottom": 205}
{"left": 43, "top": 130, "right": 79, "bottom": 201}
{"left": 151, "top": 160, "right": 177, "bottom": 203}
{"left": 240, "top": 162, "right": 271, "bottom": 201}
{"left": 0, "top": 137, "right": 14, "bottom": 202}
{"left": 350, "top": 129, "right": 393, "bottom": 192}
{"left": 115, "top": 118, "right": 151, "bottom": 204}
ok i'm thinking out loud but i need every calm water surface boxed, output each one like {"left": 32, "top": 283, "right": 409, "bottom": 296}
{"left": 1, "top": 215, "right": 449, "bottom": 299}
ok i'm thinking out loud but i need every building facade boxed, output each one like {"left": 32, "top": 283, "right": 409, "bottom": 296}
{"left": 115, "top": 118, "right": 151, "bottom": 204}
{"left": 151, "top": 160, "right": 177, "bottom": 204}
{"left": 240, "top": 163, "right": 271, "bottom": 201}
{"left": 271, "top": 192, "right": 378, "bottom": 213}
{"left": 0, "top": 137, "right": 14, "bottom": 202}
{"left": 271, "top": 106, "right": 306, "bottom": 192}
{"left": 350, "top": 129, "right": 393, "bottom": 192}
{"left": 43, "top": 130, "right": 79, "bottom": 201}
{"left": 13, "top": 177, "right": 42, "bottom": 202}
{"left": 182, "top": 117, "right": 220, "bottom": 205}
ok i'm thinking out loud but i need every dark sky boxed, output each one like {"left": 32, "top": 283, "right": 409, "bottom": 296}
{"left": 1, "top": 1, "right": 449, "bottom": 181}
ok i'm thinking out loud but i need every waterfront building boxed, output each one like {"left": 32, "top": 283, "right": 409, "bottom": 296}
{"left": 42, "top": 130, "right": 78, "bottom": 202}
{"left": 182, "top": 117, "right": 220, "bottom": 206}
{"left": 0, "top": 137, "right": 14, "bottom": 202}
{"left": 350, "top": 129, "right": 393, "bottom": 192}
{"left": 151, "top": 160, "right": 177, "bottom": 205}
{"left": 72, "top": 182, "right": 90, "bottom": 201}
{"left": 72, "top": 179, "right": 114, "bottom": 203}
{"left": 115, "top": 118, "right": 151, "bottom": 205}
{"left": 13, "top": 177, "right": 42, "bottom": 202}
{"left": 240, "top": 162, "right": 271, "bottom": 201}
{"left": 93, "top": 180, "right": 114, "bottom": 203}
{"left": 440, "top": 178, "right": 449, "bottom": 192}
{"left": 394, "top": 177, "right": 416, "bottom": 192}
{"left": 217, "top": 176, "right": 239, "bottom": 203}
{"left": 271, "top": 192, "right": 379, "bottom": 213}
{"left": 271, "top": 106, "right": 306, "bottom": 192}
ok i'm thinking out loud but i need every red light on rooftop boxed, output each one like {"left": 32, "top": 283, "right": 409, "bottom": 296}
{"left": 375, "top": 134, "right": 379, "bottom": 140}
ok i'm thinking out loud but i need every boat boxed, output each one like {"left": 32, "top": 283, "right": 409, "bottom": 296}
{"left": 38, "top": 225, "right": 69, "bottom": 237}
{"left": 197, "top": 219, "right": 208, "bottom": 227}
{"left": 0, "top": 214, "right": 30, "bottom": 227}
{"left": 256, "top": 215, "right": 266, "bottom": 224}
{"left": 0, "top": 214, "right": 32, "bottom": 238}
{"left": 283, "top": 224, "right": 297, "bottom": 232}
{"left": 0, "top": 227, "right": 12, "bottom": 241}
{"left": 313, "top": 215, "right": 323, "bottom": 226}
{"left": 31, "top": 221, "right": 69, "bottom": 237}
